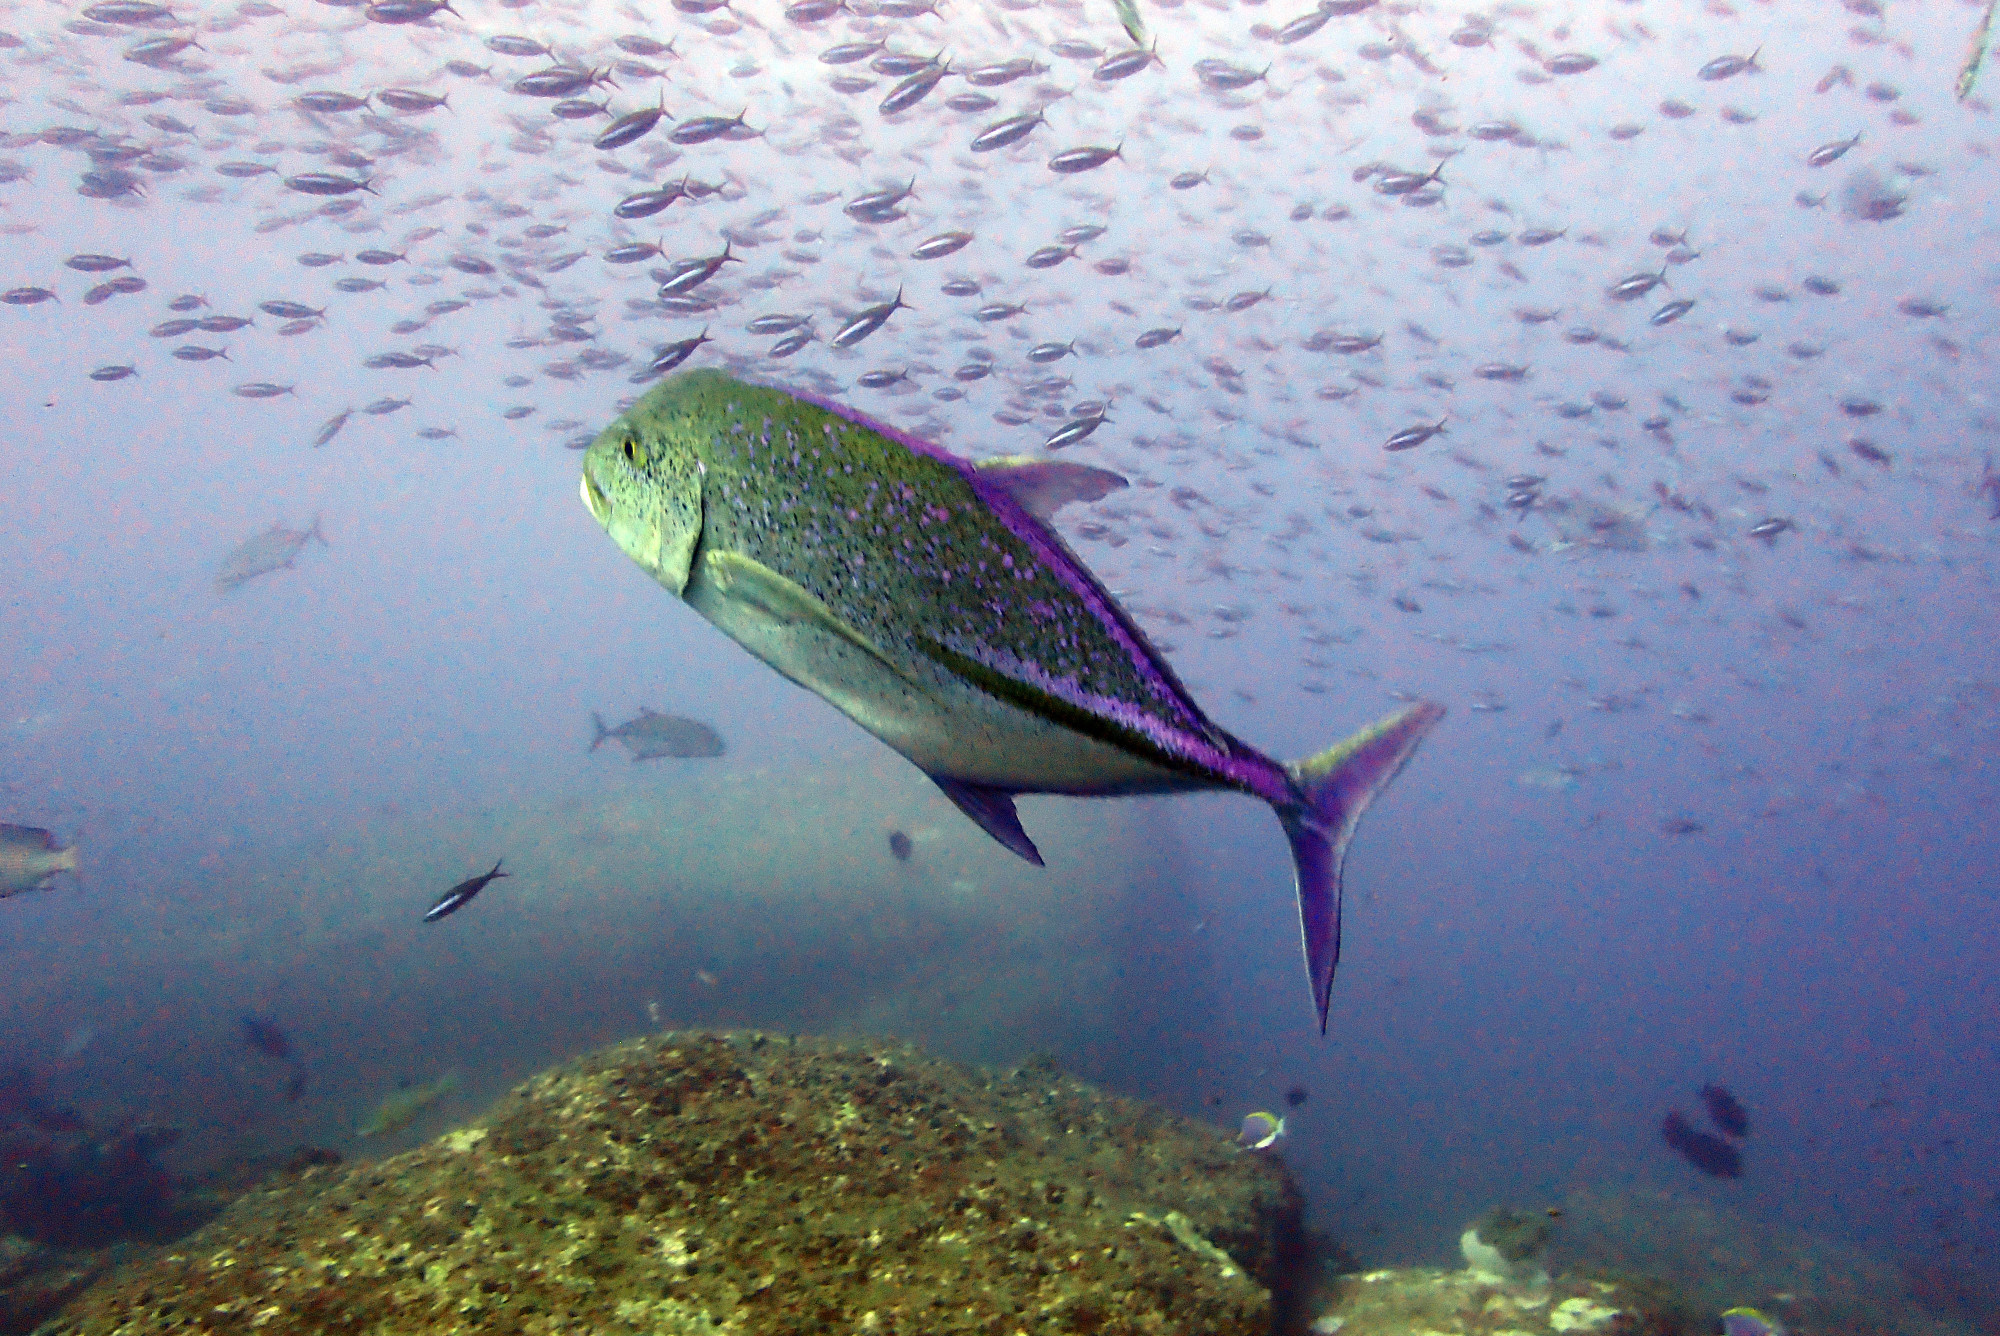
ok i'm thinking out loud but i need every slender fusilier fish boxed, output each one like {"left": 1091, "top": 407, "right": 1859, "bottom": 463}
{"left": 1961, "top": 0, "right": 1998, "bottom": 100}
{"left": 579, "top": 371, "right": 1444, "bottom": 1031}
{"left": 424, "top": 859, "right": 507, "bottom": 922}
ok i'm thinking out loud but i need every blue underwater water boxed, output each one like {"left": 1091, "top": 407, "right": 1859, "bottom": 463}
{"left": 1, "top": 0, "right": 1998, "bottom": 1325}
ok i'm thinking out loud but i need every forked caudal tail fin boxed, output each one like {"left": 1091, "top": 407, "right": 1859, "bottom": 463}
{"left": 589, "top": 712, "right": 609, "bottom": 751}
{"left": 1279, "top": 700, "right": 1446, "bottom": 1034}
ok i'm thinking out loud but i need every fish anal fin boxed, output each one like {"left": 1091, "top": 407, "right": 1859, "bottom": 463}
{"left": 929, "top": 775, "right": 1043, "bottom": 866}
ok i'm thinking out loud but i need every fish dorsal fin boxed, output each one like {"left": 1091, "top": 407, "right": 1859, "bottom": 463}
{"left": 973, "top": 456, "right": 1128, "bottom": 523}
{"left": 1, "top": 824, "right": 53, "bottom": 851}
{"left": 928, "top": 775, "right": 1043, "bottom": 866}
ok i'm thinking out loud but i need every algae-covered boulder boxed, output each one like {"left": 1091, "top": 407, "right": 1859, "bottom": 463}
{"left": 1311, "top": 1267, "right": 1687, "bottom": 1336}
{"left": 46, "top": 1032, "right": 1304, "bottom": 1335}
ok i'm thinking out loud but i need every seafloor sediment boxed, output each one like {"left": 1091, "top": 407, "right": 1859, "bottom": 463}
{"left": 44, "top": 1031, "right": 1306, "bottom": 1335}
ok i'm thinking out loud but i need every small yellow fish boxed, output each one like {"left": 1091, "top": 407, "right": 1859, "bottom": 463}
{"left": 1238, "top": 1111, "right": 1285, "bottom": 1150}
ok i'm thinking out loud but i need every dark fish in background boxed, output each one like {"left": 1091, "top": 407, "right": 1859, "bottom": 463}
{"left": 1284, "top": 1084, "right": 1309, "bottom": 1108}
{"left": 0, "top": 1065, "right": 38, "bottom": 1124}
{"left": 29, "top": 1103, "right": 89, "bottom": 1134}
{"left": 0, "top": 1105, "right": 183, "bottom": 1247}
{"left": 887, "top": 830, "right": 913, "bottom": 861}
{"left": 313, "top": 408, "right": 353, "bottom": 448}
{"left": 1, "top": 825, "right": 80, "bottom": 897}
{"left": 1701, "top": 1083, "right": 1750, "bottom": 1137}
{"left": 238, "top": 1015, "right": 291, "bottom": 1061}
{"left": 589, "top": 708, "right": 725, "bottom": 760}
{"left": 240, "top": 1014, "right": 306, "bottom": 1101}
{"left": 1663, "top": 1109, "right": 1743, "bottom": 1177}
{"left": 0, "top": 1063, "right": 86, "bottom": 1134}
{"left": 215, "top": 515, "right": 327, "bottom": 592}
{"left": 424, "top": 860, "right": 507, "bottom": 922}
{"left": 1839, "top": 166, "right": 1906, "bottom": 222}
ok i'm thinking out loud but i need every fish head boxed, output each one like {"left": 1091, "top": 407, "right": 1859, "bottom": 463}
{"left": 580, "top": 377, "right": 708, "bottom": 596}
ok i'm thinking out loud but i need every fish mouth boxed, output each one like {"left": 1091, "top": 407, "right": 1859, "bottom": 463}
{"left": 580, "top": 469, "right": 609, "bottom": 524}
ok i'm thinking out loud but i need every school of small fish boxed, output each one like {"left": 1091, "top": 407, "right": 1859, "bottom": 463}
{"left": 0, "top": 0, "right": 1994, "bottom": 841}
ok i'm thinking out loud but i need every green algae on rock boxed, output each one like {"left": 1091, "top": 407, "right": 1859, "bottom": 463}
{"left": 1309, "top": 1267, "right": 1685, "bottom": 1336}
{"left": 45, "top": 1033, "right": 1305, "bottom": 1335}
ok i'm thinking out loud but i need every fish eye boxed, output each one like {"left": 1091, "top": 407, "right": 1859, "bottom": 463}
{"left": 622, "top": 436, "right": 646, "bottom": 467}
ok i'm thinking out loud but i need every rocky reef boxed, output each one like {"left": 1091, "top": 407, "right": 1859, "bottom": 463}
{"left": 1547, "top": 1185, "right": 1989, "bottom": 1336}
{"left": 45, "top": 1032, "right": 1307, "bottom": 1335}
{"left": 1296, "top": 1198, "right": 1696, "bottom": 1336}
{"left": 1300, "top": 1188, "right": 1994, "bottom": 1336}
{"left": 1307, "top": 1266, "right": 1692, "bottom": 1336}
{"left": 0, "top": 1061, "right": 235, "bottom": 1334}
{"left": 0, "top": 1235, "right": 105, "bottom": 1335}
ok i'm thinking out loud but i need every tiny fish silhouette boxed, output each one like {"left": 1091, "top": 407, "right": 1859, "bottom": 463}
{"left": 1662, "top": 1109, "right": 1742, "bottom": 1177}
{"left": 1701, "top": 1083, "right": 1750, "bottom": 1138}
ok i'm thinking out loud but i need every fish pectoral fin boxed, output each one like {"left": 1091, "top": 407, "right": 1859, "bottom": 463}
{"left": 698, "top": 550, "right": 921, "bottom": 686}
{"left": 973, "top": 456, "right": 1129, "bottom": 523}
{"left": 929, "top": 775, "right": 1043, "bottom": 866}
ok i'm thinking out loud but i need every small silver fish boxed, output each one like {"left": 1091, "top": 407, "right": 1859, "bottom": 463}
{"left": 912, "top": 231, "right": 973, "bottom": 259}
{"left": 1385, "top": 417, "right": 1447, "bottom": 451}
{"left": 1806, "top": 132, "right": 1862, "bottom": 167}
{"left": 1607, "top": 268, "right": 1669, "bottom": 301}
{"left": 1048, "top": 144, "right": 1122, "bottom": 174}
{"left": 831, "top": 289, "right": 910, "bottom": 348}
{"left": 425, "top": 860, "right": 506, "bottom": 922}
{"left": 1698, "top": 48, "right": 1760, "bottom": 80}
{"left": 971, "top": 110, "right": 1046, "bottom": 153}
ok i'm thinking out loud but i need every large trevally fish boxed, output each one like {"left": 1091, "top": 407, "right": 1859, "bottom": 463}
{"left": 215, "top": 514, "right": 327, "bottom": 593}
{"left": 579, "top": 370, "right": 1444, "bottom": 1030}
{"left": 1, "top": 824, "right": 79, "bottom": 898}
